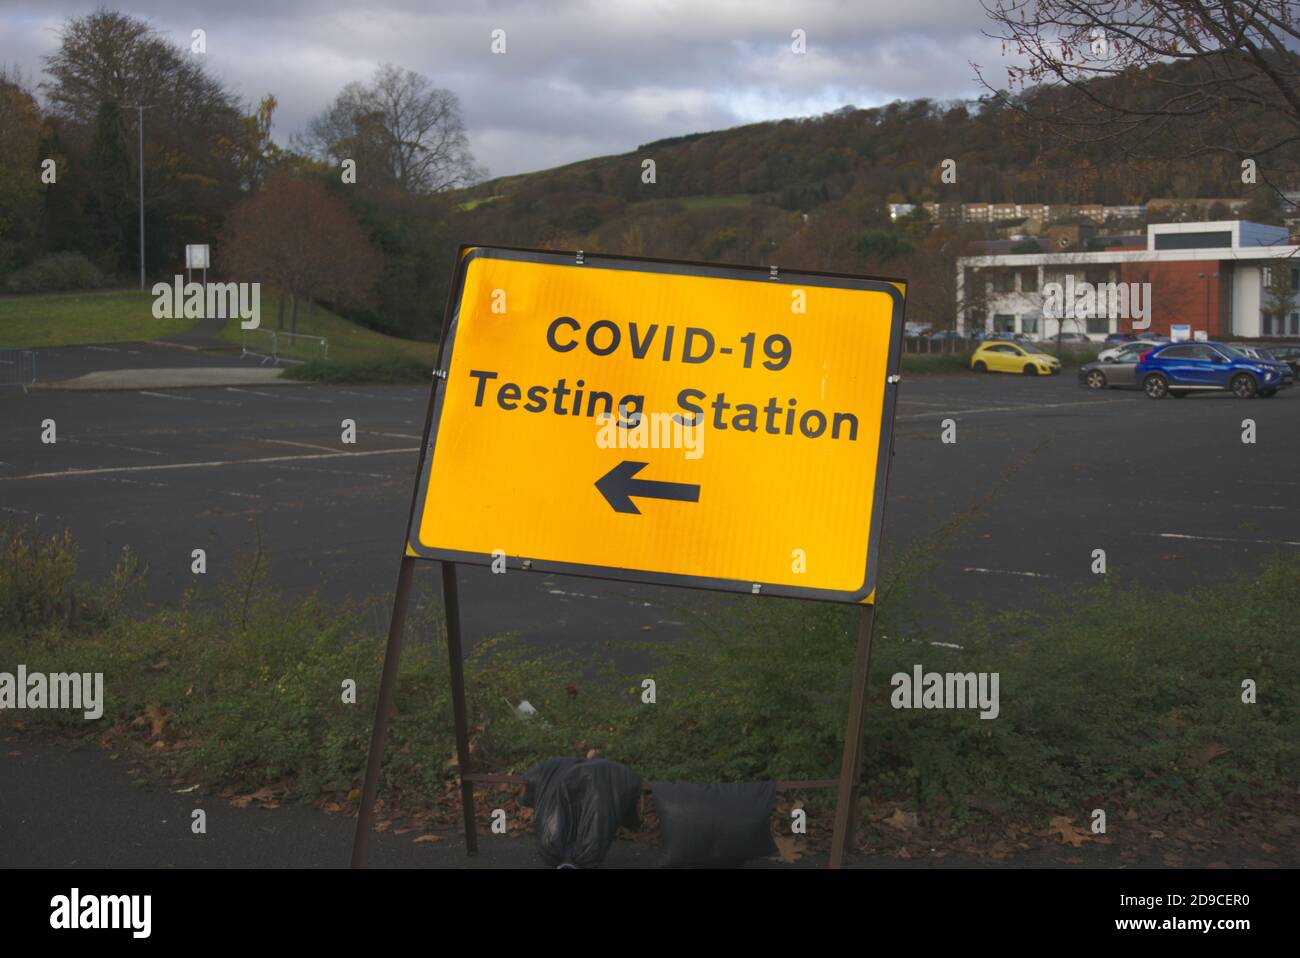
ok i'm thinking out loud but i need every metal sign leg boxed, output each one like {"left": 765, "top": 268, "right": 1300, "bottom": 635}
{"left": 829, "top": 603, "right": 877, "bottom": 869}
{"left": 440, "top": 562, "right": 478, "bottom": 855}
{"left": 350, "top": 554, "right": 416, "bottom": 868}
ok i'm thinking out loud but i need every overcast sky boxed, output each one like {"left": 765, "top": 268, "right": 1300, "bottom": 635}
{"left": 0, "top": 0, "right": 1009, "bottom": 179}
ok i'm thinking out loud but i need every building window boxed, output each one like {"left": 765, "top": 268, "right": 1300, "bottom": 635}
{"left": 994, "top": 314, "right": 1016, "bottom": 333}
{"left": 1153, "top": 231, "right": 1233, "bottom": 250}
{"left": 994, "top": 272, "right": 1015, "bottom": 293}
{"left": 1021, "top": 316, "right": 1039, "bottom": 335}
{"left": 1019, "top": 270, "right": 1038, "bottom": 292}
{"left": 1290, "top": 313, "right": 1299, "bottom": 336}
{"left": 1085, "top": 317, "right": 1109, "bottom": 334}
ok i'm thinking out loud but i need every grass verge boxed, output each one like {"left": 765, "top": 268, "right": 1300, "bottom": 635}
{"left": 282, "top": 354, "right": 433, "bottom": 384}
{"left": 0, "top": 290, "right": 189, "bottom": 347}
{"left": 3, "top": 524, "right": 1295, "bottom": 851}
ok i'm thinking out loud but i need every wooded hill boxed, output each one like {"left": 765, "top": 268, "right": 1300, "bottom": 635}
{"left": 442, "top": 60, "right": 1292, "bottom": 328}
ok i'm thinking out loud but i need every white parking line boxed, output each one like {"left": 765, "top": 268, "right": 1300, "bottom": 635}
{"left": 267, "top": 463, "right": 396, "bottom": 480}
{"left": 95, "top": 476, "right": 168, "bottom": 488}
{"left": 963, "top": 566, "right": 1051, "bottom": 578}
{"left": 2, "top": 505, "right": 46, "bottom": 520}
{"left": 139, "top": 390, "right": 243, "bottom": 407}
{"left": 62, "top": 437, "right": 165, "bottom": 457}
{"left": 1149, "top": 532, "right": 1300, "bottom": 547}
{"left": 257, "top": 437, "right": 340, "bottom": 454}
{"left": 895, "top": 398, "right": 1121, "bottom": 420}
{"left": 337, "top": 388, "right": 418, "bottom": 402}
{"left": 0, "top": 447, "right": 420, "bottom": 482}
{"left": 226, "top": 387, "right": 332, "bottom": 403}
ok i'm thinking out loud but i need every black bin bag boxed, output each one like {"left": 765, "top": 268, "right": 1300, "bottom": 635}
{"left": 522, "top": 758, "right": 584, "bottom": 868}
{"left": 521, "top": 758, "right": 641, "bottom": 868}
{"left": 651, "top": 781, "right": 778, "bottom": 868}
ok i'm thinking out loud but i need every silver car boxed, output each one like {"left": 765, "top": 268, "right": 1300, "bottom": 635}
{"left": 1079, "top": 342, "right": 1151, "bottom": 389}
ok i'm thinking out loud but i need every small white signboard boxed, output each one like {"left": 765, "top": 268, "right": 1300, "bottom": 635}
{"left": 185, "top": 244, "right": 210, "bottom": 270}
{"left": 1171, "top": 324, "right": 1191, "bottom": 343}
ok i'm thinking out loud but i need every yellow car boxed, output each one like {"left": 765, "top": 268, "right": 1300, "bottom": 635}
{"left": 970, "top": 340, "right": 1062, "bottom": 376}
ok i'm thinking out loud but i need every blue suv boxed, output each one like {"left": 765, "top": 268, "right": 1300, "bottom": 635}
{"left": 1137, "top": 341, "right": 1295, "bottom": 399}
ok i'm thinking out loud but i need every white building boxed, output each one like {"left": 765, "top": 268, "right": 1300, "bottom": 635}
{"left": 955, "top": 221, "right": 1299, "bottom": 341}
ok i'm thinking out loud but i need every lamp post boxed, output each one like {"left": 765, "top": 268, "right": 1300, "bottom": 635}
{"left": 132, "top": 104, "right": 156, "bottom": 291}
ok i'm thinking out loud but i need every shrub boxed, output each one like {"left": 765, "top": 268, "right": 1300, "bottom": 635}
{"left": 283, "top": 353, "right": 432, "bottom": 384}
{"left": 0, "top": 526, "right": 77, "bottom": 630}
{"left": 3, "top": 252, "right": 103, "bottom": 294}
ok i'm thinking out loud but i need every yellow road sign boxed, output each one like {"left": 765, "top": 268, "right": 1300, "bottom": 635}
{"left": 407, "top": 247, "right": 905, "bottom": 604}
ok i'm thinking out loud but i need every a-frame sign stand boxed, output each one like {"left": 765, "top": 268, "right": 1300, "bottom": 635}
{"left": 351, "top": 246, "right": 902, "bottom": 870}
{"left": 351, "top": 561, "right": 880, "bottom": 868}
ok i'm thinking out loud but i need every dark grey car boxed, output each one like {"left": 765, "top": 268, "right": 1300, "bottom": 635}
{"left": 1078, "top": 342, "right": 1150, "bottom": 390}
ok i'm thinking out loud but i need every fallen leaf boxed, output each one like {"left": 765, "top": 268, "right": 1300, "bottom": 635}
{"left": 1048, "top": 816, "right": 1088, "bottom": 848}
{"left": 413, "top": 834, "right": 440, "bottom": 844}
{"left": 174, "top": 784, "right": 199, "bottom": 794}
{"left": 884, "top": 808, "right": 917, "bottom": 830}
{"left": 772, "top": 835, "right": 804, "bottom": 863}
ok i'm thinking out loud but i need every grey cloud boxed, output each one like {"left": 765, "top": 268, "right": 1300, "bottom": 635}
{"left": 0, "top": 0, "right": 1008, "bottom": 178}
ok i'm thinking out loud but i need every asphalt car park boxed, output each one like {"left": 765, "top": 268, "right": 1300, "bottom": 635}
{"left": 3, "top": 362, "right": 1296, "bottom": 658}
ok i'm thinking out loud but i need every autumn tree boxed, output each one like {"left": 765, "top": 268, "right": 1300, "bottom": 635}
{"left": 234, "top": 95, "right": 283, "bottom": 192}
{"left": 220, "top": 174, "right": 383, "bottom": 334}
{"left": 1263, "top": 258, "right": 1298, "bottom": 334}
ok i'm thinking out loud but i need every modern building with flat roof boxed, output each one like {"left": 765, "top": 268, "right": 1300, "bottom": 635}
{"left": 955, "top": 221, "right": 1300, "bottom": 341}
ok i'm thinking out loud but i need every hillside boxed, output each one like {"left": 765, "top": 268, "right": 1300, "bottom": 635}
{"left": 436, "top": 69, "right": 1291, "bottom": 324}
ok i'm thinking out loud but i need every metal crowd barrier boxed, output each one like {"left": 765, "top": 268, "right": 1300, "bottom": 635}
{"left": 0, "top": 348, "right": 36, "bottom": 392}
{"left": 240, "top": 330, "right": 328, "bottom": 365}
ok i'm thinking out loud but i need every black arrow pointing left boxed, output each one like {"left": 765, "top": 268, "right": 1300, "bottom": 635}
{"left": 595, "top": 460, "right": 701, "bottom": 515}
